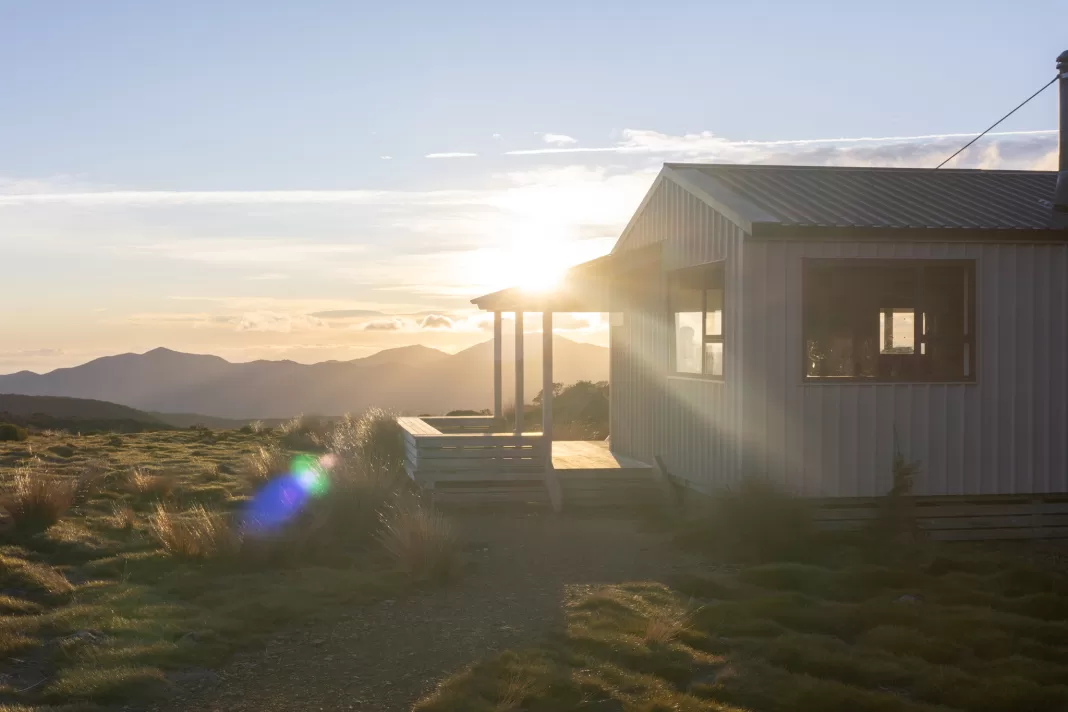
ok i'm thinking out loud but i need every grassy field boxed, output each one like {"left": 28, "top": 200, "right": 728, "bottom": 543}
{"left": 416, "top": 491, "right": 1068, "bottom": 712}
{"left": 0, "top": 419, "right": 451, "bottom": 711}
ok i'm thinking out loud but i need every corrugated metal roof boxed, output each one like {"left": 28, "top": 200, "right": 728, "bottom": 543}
{"left": 671, "top": 163, "right": 1064, "bottom": 233}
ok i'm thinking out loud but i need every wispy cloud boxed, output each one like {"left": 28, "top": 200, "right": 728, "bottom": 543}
{"left": 419, "top": 314, "right": 454, "bottom": 330}
{"left": 362, "top": 318, "right": 406, "bottom": 331}
{"left": 380, "top": 155, "right": 393, "bottom": 160}
{"left": 310, "top": 309, "right": 386, "bottom": 319}
{"left": 0, "top": 188, "right": 478, "bottom": 207}
{"left": 504, "top": 128, "right": 1058, "bottom": 162}
{"left": 424, "top": 152, "right": 478, "bottom": 159}
{"left": 238, "top": 311, "right": 327, "bottom": 332}
{"left": 114, "top": 239, "right": 368, "bottom": 266}
{"left": 245, "top": 272, "right": 291, "bottom": 281}
{"left": 543, "top": 133, "right": 577, "bottom": 146}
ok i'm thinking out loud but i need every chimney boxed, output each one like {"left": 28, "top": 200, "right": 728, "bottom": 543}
{"left": 1055, "top": 50, "right": 1068, "bottom": 215}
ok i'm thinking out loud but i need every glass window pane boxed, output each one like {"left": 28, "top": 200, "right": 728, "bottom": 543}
{"left": 675, "top": 312, "right": 702, "bottom": 373}
{"left": 705, "top": 289, "right": 723, "bottom": 337}
{"left": 704, "top": 342, "right": 724, "bottom": 377}
{"left": 879, "top": 308, "right": 915, "bottom": 354}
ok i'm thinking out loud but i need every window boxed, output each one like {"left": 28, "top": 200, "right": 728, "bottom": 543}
{"left": 803, "top": 260, "right": 975, "bottom": 382}
{"left": 670, "top": 263, "right": 725, "bottom": 378}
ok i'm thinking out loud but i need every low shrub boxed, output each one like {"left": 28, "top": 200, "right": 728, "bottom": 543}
{"left": 0, "top": 467, "right": 76, "bottom": 534}
{"left": 149, "top": 503, "right": 240, "bottom": 559}
{"left": 378, "top": 498, "right": 458, "bottom": 580}
{"left": 677, "top": 476, "right": 816, "bottom": 562}
{"left": 0, "top": 423, "right": 28, "bottom": 442}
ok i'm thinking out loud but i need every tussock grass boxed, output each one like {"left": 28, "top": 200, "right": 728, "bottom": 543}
{"left": 109, "top": 501, "right": 137, "bottom": 531}
{"left": 418, "top": 484, "right": 1068, "bottom": 712}
{"left": 241, "top": 444, "right": 290, "bottom": 484}
{"left": 0, "top": 414, "right": 451, "bottom": 709}
{"left": 378, "top": 499, "right": 458, "bottom": 580}
{"left": 125, "top": 467, "right": 177, "bottom": 499}
{"left": 0, "top": 553, "right": 73, "bottom": 598}
{"left": 277, "top": 414, "right": 327, "bottom": 451}
{"left": 149, "top": 503, "right": 240, "bottom": 559}
{"left": 643, "top": 606, "right": 696, "bottom": 646}
{"left": 328, "top": 408, "right": 405, "bottom": 473}
{"left": 1, "top": 465, "right": 76, "bottom": 534}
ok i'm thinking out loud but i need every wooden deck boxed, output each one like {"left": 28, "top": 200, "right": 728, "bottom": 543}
{"left": 551, "top": 440, "right": 650, "bottom": 472}
{"left": 399, "top": 416, "right": 665, "bottom": 510}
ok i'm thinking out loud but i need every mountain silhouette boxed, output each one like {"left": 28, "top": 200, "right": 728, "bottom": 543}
{"left": 0, "top": 338, "right": 607, "bottom": 419}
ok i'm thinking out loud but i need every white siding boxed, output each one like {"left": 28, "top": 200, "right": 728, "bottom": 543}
{"left": 610, "top": 178, "right": 746, "bottom": 490}
{"left": 742, "top": 239, "right": 1068, "bottom": 497}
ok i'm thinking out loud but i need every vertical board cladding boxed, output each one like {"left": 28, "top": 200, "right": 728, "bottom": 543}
{"left": 743, "top": 239, "right": 1068, "bottom": 497}
{"left": 609, "top": 177, "right": 746, "bottom": 490}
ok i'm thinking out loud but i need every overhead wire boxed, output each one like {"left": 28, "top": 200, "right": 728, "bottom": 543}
{"left": 935, "top": 76, "right": 1057, "bottom": 169}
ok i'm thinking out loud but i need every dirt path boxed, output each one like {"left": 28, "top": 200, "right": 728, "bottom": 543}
{"left": 162, "top": 511, "right": 691, "bottom": 711}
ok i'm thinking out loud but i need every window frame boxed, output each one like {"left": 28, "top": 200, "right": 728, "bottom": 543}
{"left": 801, "top": 258, "right": 977, "bottom": 384}
{"left": 668, "top": 261, "right": 726, "bottom": 381}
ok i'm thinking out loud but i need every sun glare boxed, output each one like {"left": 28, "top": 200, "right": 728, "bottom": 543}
{"left": 462, "top": 227, "right": 612, "bottom": 295}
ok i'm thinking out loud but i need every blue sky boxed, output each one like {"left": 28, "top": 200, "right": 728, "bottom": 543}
{"left": 0, "top": 0, "right": 1064, "bottom": 371}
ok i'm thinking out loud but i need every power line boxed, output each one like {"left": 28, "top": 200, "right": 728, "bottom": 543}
{"left": 935, "top": 76, "right": 1058, "bottom": 169}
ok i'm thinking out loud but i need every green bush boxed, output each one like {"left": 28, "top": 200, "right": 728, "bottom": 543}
{"left": 0, "top": 423, "right": 28, "bottom": 442}
{"left": 677, "top": 476, "right": 816, "bottom": 562}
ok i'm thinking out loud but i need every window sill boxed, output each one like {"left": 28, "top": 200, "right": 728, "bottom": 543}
{"left": 667, "top": 375, "right": 726, "bottom": 384}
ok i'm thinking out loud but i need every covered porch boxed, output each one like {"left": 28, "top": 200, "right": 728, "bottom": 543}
{"left": 399, "top": 252, "right": 663, "bottom": 511}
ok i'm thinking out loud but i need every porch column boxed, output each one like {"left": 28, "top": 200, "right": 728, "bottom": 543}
{"left": 542, "top": 310, "right": 562, "bottom": 513}
{"left": 493, "top": 311, "right": 502, "bottom": 421}
{"left": 514, "top": 311, "right": 524, "bottom": 436}
{"left": 541, "top": 311, "right": 553, "bottom": 439}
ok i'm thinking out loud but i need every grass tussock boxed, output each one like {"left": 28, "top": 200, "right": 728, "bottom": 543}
{"left": 149, "top": 503, "right": 241, "bottom": 559}
{"left": 417, "top": 478, "right": 1068, "bottom": 712}
{"left": 0, "top": 466, "right": 76, "bottom": 534}
{"left": 0, "top": 553, "right": 73, "bottom": 598}
{"left": 241, "top": 444, "right": 291, "bottom": 484}
{"left": 328, "top": 408, "right": 405, "bottom": 473}
{"left": 125, "top": 467, "right": 177, "bottom": 499}
{"left": 110, "top": 501, "right": 138, "bottom": 531}
{"left": 643, "top": 606, "right": 696, "bottom": 646}
{"left": 0, "top": 412, "right": 450, "bottom": 709}
{"left": 378, "top": 499, "right": 458, "bottom": 580}
{"left": 277, "top": 414, "right": 328, "bottom": 451}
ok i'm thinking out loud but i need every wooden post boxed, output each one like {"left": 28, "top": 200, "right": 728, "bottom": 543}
{"left": 542, "top": 310, "right": 562, "bottom": 513}
{"left": 542, "top": 311, "right": 553, "bottom": 439}
{"left": 514, "top": 311, "right": 524, "bottom": 436}
{"left": 493, "top": 311, "right": 502, "bottom": 423}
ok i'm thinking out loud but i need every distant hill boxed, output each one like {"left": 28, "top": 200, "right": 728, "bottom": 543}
{"left": 0, "top": 338, "right": 608, "bottom": 419}
{"left": 0, "top": 394, "right": 172, "bottom": 433}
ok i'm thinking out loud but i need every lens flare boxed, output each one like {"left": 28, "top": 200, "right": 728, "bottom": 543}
{"left": 241, "top": 453, "right": 334, "bottom": 536}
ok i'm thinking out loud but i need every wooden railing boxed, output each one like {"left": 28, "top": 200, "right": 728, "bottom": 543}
{"left": 397, "top": 416, "right": 546, "bottom": 484}
{"left": 420, "top": 415, "right": 505, "bottom": 434}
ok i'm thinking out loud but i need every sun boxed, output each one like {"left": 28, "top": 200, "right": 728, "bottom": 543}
{"left": 513, "top": 251, "right": 567, "bottom": 293}
{"left": 458, "top": 226, "right": 615, "bottom": 297}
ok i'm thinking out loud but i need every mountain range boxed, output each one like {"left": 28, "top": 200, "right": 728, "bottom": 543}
{"left": 0, "top": 337, "right": 608, "bottom": 419}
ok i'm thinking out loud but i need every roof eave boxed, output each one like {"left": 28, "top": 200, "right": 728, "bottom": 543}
{"left": 750, "top": 223, "right": 1068, "bottom": 241}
